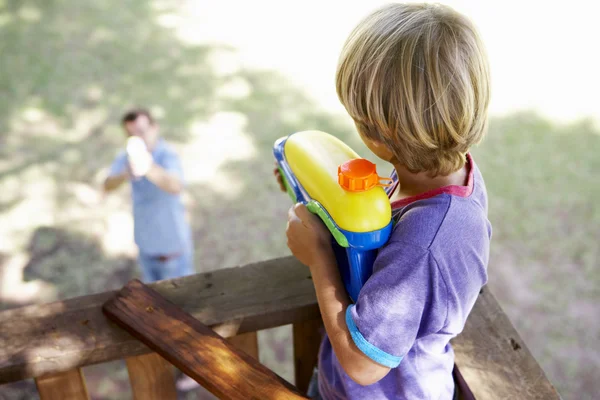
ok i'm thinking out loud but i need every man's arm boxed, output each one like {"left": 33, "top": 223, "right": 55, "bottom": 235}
{"left": 104, "top": 171, "right": 129, "bottom": 192}
{"left": 104, "top": 153, "right": 129, "bottom": 193}
{"left": 145, "top": 163, "right": 183, "bottom": 195}
{"left": 124, "top": 145, "right": 184, "bottom": 195}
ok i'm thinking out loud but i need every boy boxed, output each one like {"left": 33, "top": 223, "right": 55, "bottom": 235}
{"left": 279, "top": 3, "right": 491, "bottom": 399}
{"left": 104, "top": 109, "right": 194, "bottom": 283}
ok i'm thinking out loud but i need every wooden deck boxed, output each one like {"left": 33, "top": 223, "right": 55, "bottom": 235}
{"left": 0, "top": 256, "right": 560, "bottom": 399}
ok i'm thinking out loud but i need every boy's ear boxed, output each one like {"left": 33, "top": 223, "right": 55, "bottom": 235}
{"left": 371, "top": 140, "right": 397, "bottom": 163}
{"left": 356, "top": 127, "right": 397, "bottom": 163}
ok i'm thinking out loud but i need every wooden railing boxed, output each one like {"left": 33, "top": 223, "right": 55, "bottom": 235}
{"left": 0, "top": 256, "right": 560, "bottom": 399}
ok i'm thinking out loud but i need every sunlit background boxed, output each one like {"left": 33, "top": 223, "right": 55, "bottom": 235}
{"left": 0, "top": 0, "right": 598, "bottom": 399}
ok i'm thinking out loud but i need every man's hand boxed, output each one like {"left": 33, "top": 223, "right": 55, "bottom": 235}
{"left": 286, "top": 203, "right": 333, "bottom": 267}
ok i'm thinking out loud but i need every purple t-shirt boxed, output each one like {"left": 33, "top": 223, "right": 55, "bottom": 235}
{"left": 318, "top": 155, "right": 491, "bottom": 400}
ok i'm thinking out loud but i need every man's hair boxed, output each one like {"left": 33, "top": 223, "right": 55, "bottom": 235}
{"left": 336, "top": 3, "right": 490, "bottom": 176}
{"left": 121, "top": 108, "right": 155, "bottom": 126}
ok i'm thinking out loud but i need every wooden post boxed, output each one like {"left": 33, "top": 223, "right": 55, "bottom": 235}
{"left": 36, "top": 368, "right": 89, "bottom": 400}
{"left": 228, "top": 332, "right": 259, "bottom": 360}
{"left": 126, "top": 353, "right": 177, "bottom": 400}
{"left": 102, "top": 279, "right": 307, "bottom": 400}
{"left": 293, "top": 319, "right": 322, "bottom": 393}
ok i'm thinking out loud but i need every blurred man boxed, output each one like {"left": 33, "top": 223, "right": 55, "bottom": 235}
{"left": 104, "top": 109, "right": 194, "bottom": 282}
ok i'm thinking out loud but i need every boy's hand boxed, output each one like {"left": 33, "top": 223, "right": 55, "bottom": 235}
{"left": 286, "top": 203, "right": 333, "bottom": 267}
{"left": 273, "top": 162, "right": 287, "bottom": 192}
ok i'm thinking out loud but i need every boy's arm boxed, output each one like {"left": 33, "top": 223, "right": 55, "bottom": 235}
{"left": 287, "top": 204, "right": 391, "bottom": 385}
{"left": 288, "top": 203, "right": 443, "bottom": 388}
{"left": 310, "top": 251, "right": 392, "bottom": 385}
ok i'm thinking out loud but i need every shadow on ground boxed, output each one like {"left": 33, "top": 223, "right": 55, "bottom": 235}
{"left": 0, "top": 0, "right": 352, "bottom": 398}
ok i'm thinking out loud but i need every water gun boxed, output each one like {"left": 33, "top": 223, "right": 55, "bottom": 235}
{"left": 274, "top": 130, "right": 393, "bottom": 301}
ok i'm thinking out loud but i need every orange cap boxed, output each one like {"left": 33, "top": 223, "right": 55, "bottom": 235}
{"left": 338, "top": 159, "right": 393, "bottom": 192}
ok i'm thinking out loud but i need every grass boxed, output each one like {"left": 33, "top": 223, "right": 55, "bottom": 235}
{"left": 0, "top": 1, "right": 598, "bottom": 399}
{"left": 472, "top": 114, "right": 600, "bottom": 396}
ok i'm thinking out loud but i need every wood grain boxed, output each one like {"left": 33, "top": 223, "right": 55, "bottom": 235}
{"left": 126, "top": 353, "right": 177, "bottom": 400}
{"left": 451, "top": 287, "right": 561, "bottom": 399}
{"left": 102, "top": 279, "right": 307, "bottom": 400}
{"left": 0, "top": 256, "right": 319, "bottom": 383}
{"left": 228, "top": 332, "right": 259, "bottom": 360}
{"left": 35, "top": 368, "right": 89, "bottom": 400}
{"left": 293, "top": 319, "right": 322, "bottom": 393}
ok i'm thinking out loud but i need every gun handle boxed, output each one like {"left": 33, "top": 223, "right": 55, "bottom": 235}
{"left": 346, "top": 247, "right": 376, "bottom": 302}
{"left": 331, "top": 241, "right": 376, "bottom": 302}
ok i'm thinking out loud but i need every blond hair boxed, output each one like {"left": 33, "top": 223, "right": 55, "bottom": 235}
{"left": 336, "top": 3, "right": 490, "bottom": 176}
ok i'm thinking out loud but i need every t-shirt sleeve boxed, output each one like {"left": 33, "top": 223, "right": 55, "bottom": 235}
{"left": 346, "top": 241, "right": 447, "bottom": 368}
{"left": 108, "top": 151, "right": 128, "bottom": 177}
{"left": 160, "top": 150, "right": 184, "bottom": 182}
